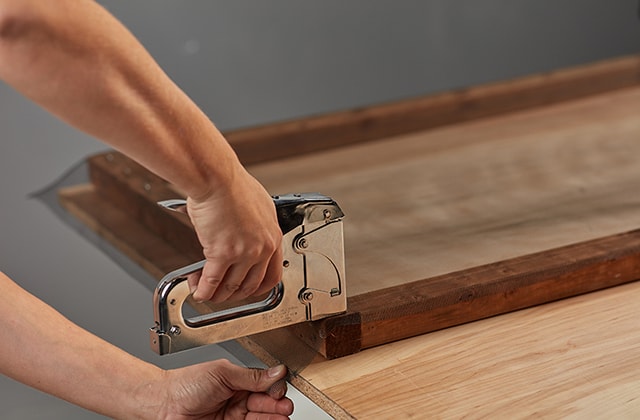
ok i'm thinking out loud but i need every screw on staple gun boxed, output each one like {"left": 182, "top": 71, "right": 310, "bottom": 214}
{"left": 149, "top": 193, "right": 346, "bottom": 355}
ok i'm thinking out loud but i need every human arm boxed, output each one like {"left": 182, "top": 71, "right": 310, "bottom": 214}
{"left": 0, "top": 0, "right": 282, "bottom": 302}
{"left": 0, "top": 271, "right": 293, "bottom": 419}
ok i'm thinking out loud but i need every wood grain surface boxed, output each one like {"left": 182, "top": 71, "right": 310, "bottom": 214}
{"left": 58, "top": 184, "right": 193, "bottom": 279}
{"left": 59, "top": 85, "right": 640, "bottom": 359}
{"left": 226, "top": 55, "right": 640, "bottom": 165}
{"left": 299, "top": 280, "right": 640, "bottom": 419}
{"left": 248, "top": 86, "right": 640, "bottom": 296}
{"left": 55, "top": 55, "right": 640, "bottom": 417}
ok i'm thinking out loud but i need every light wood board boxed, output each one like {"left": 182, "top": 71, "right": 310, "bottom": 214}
{"left": 54, "top": 56, "right": 640, "bottom": 417}
{"left": 248, "top": 86, "right": 640, "bottom": 297}
{"left": 300, "top": 280, "right": 640, "bottom": 419}
{"left": 235, "top": 86, "right": 640, "bottom": 417}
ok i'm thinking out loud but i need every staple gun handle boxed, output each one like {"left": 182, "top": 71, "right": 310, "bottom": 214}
{"left": 149, "top": 260, "right": 286, "bottom": 354}
{"left": 150, "top": 193, "right": 346, "bottom": 355}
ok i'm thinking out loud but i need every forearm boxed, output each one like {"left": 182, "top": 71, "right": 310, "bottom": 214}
{"left": 0, "top": 0, "right": 239, "bottom": 199}
{"left": 0, "top": 0, "right": 283, "bottom": 307}
{"left": 0, "top": 271, "right": 163, "bottom": 419}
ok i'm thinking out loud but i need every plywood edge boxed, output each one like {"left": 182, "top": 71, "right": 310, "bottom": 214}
{"left": 225, "top": 54, "right": 640, "bottom": 164}
{"left": 236, "top": 335, "right": 356, "bottom": 420}
{"left": 347, "top": 229, "right": 640, "bottom": 350}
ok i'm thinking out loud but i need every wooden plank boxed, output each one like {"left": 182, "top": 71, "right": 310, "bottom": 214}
{"left": 67, "top": 85, "right": 640, "bottom": 361}
{"left": 225, "top": 54, "right": 640, "bottom": 165}
{"left": 87, "top": 152, "right": 203, "bottom": 262}
{"left": 352, "top": 229, "right": 640, "bottom": 349}
{"left": 57, "top": 184, "right": 193, "bottom": 279}
{"left": 250, "top": 81, "right": 640, "bottom": 354}
{"left": 55, "top": 58, "right": 640, "bottom": 361}
{"left": 65, "top": 85, "right": 640, "bottom": 359}
{"left": 249, "top": 86, "right": 640, "bottom": 297}
{"left": 54, "top": 55, "right": 640, "bottom": 415}
{"left": 243, "top": 229, "right": 640, "bottom": 359}
{"left": 298, "top": 280, "right": 640, "bottom": 419}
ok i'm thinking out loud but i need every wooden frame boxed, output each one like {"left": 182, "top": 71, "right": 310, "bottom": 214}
{"left": 226, "top": 55, "right": 640, "bottom": 164}
{"left": 58, "top": 54, "right": 640, "bottom": 363}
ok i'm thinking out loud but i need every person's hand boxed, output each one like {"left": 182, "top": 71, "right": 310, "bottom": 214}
{"left": 157, "top": 360, "right": 293, "bottom": 419}
{"left": 186, "top": 168, "right": 283, "bottom": 303}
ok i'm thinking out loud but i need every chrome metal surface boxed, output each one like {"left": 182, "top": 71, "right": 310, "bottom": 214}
{"left": 150, "top": 193, "right": 346, "bottom": 355}
{"left": 157, "top": 199, "right": 189, "bottom": 214}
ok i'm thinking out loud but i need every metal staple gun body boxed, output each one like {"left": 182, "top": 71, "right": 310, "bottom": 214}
{"left": 149, "top": 193, "right": 346, "bottom": 355}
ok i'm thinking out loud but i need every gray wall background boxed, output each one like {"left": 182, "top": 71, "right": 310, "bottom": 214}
{"left": 1, "top": 1, "right": 639, "bottom": 418}
{"left": 102, "top": 0, "right": 640, "bottom": 130}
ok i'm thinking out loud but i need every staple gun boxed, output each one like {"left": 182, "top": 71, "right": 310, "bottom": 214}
{"left": 149, "top": 193, "right": 346, "bottom": 355}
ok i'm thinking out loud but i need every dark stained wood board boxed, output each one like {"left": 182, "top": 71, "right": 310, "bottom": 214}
{"left": 57, "top": 54, "right": 640, "bottom": 361}
{"left": 226, "top": 54, "right": 640, "bottom": 165}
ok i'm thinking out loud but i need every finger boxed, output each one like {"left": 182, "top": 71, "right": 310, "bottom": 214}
{"left": 253, "top": 247, "right": 284, "bottom": 296}
{"left": 226, "top": 260, "right": 269, "bottom": 301}
{"left": 217, "top": 362, "right": 289, "bottom": 394}
{"left": 246, "top": 393, "right": 294, "bottom": 416}
{"left": 245, "top": 408, "right": 292, "bottom": 420}
{"left": 266, "top": 378, "right": 288, "bottom": 400}
{"left": 209, "top": 263, "right": 251, "bottom": 303}
{"left": 192, "top": 260, "right": 229, "bottom": 302}
{"left": 186, "top": 270, "right": 201, "bottom": 295}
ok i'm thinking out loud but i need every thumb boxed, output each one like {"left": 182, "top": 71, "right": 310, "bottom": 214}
{"left": 218, "top": 362, "right": 289, "bottom": 399}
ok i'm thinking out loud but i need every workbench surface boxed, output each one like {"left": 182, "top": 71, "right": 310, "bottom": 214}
{"left": 300, "top": 280, "right": 640, "bottom": 419}
{"left": 56, "top": 57, "right": 640, "bottom": 418}
{"left": 245, "top": 86, "right": 640, "bottom": 418}
{"left": 250, "top": 87, "right": 640, "bottom": 297}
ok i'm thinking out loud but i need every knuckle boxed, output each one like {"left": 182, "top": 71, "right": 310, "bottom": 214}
{"left": 244, "top": 245, "right": 262, "bottom": 260}
{"left": 223, "top": 281, "right": 242, "bottom": 293}
{"left": 203, "top": 275, "right": 222, "bottom": 286}
{"left": 239, "top": 283, "right": 259, "bottom": 297}
{"left": 248, "top": 367, "right": 264, "bottom": 385}
{"left": 217, "top": 247, "right": 240, "bottom": 261}
{"left": 266, "top": 233, "right": 281, "bottom": 251}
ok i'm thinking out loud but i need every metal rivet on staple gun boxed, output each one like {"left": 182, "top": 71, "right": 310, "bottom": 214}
{"left": 300, "top": 291, "right": 314, "bottom": 302}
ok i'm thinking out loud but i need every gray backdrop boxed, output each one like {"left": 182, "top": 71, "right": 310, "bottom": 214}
{"left": 1, "top": 1, "right": 639, "bottom": 418}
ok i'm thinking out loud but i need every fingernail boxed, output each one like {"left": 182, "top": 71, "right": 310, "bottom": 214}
{"left": 267, "top": 365, "right": 286, "bottom": 378}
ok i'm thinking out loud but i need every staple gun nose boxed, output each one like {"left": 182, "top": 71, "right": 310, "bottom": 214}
{"left": 149, "top": 193, "right": 346, "bottom": 355}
